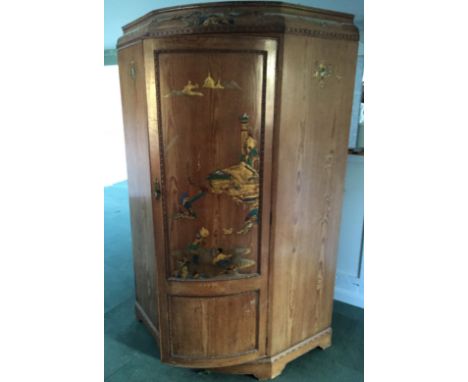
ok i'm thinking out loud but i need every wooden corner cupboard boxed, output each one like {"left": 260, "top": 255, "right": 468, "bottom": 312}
{"left": 117, "top": 1, "right": 359, "bottom": 379}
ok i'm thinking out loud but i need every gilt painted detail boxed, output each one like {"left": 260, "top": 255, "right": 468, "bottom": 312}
{"left": 164, "top": 80, "right": 204, "bottom": 98}
{"left": 172, "top": 227, "right": 256, "bottom": 279}
{"left": 313, "top": 62, "right": 332, "bottom": 88}
{"left": 172, "top": 113, "right": 259, "bottom": 236}
{"left": 313, "top": 62, "right": 343, "bottom": 88}
{"left": 203, "top": 72, "right": 224, "bottom": 89}
{"left": 170, "top": 114, "right": 260, "bottom": 279}
{"left": 207, "top": 113, "right": 259, "bottom": 235}
{"left": 222, "top": 228, "right": 233, "bottom": 235}
{"left": 201, "top": 14, "right": 234, "bottom": 26}
{"left": 164, "top": 73, "right": 241, "bottom": 98}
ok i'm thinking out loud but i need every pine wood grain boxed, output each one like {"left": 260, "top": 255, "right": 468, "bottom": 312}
{"left": 118, "top": 43, "right": 159, "bottom": 333}
{"left": 118, "top": 2, "right": 359, "bottom": 378}
{"left": 268, "top": 34, "right": 358, "bottom": 355}
{"left": 139, "top": 36, "right": 277, "bottom": 366}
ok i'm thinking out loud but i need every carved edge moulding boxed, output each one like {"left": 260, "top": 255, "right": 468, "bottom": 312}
{"left": 117, "top": 1, "right": 359, "bottom": 49}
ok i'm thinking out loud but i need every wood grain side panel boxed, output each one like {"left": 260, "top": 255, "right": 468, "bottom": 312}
{"left": 118, "top": 44, "right": 159, "bottom": 331}
{"left": 268, "top": 34, "right": 358, "bottom": 354}
{"left": 169, "top": 292, "right": 258, "bottom": 359}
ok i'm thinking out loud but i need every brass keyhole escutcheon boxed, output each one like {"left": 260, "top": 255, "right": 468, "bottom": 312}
{"left": 129, "top": 61, "right": 136, "bottom": 81}
{"left": 154, "top": 178, "right": 161, "bottom": 200}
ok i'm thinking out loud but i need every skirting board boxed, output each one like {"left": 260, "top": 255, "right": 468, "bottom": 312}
{"left": 334, "top": 271, "right": 364, "bottom": 308}
{"left": 334, "top": 287, "right": 364, "bottom": 308}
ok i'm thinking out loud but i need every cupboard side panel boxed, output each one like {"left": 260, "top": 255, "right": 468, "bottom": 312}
{"left": 118, "top": 43, "right": 159, "bottom": 332}
{"left": 269, "top": 35, "right": 358, "bottom": 354}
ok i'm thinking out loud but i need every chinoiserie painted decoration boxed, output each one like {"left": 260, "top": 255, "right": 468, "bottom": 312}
{"left": 208, "top": 113, "right": 259, "bottom": 235}
{"left": 173, "top": 189, "right": 206, "bottom": 220}
{"left": 313, "top": 61, "right": 343, "bottom": 88}
{"left": 172, "top": 226, "right": 256, "bottom": 279}
{"left": 171, "top": 113, "right": 259, "bottom": 279}
{"left": 164, "top": 80, "right": 204, "bottom": 97}
{"left": 164, "top": 72, "right": 242, "bottom": 97}
{"left": 313, "top": 62, "right": 332, "bottom": 88}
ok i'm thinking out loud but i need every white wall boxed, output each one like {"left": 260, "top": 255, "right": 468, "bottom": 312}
{"left": 348, "top": 53, "right": 364, "bottom": 147}
{"left": 334, "top": 155, "right": 364, "bottom": 307}
{"left": 103, "top": 66, "right": 127, "bottom": 187}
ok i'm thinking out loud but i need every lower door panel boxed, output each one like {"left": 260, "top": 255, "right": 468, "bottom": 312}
{"left": 169, "top": 291, "right": 259, "bottom": 360}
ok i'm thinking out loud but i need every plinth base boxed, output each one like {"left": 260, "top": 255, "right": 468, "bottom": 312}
{"left": 135, "top": 300, "right": 331, "bottom": 379}
{"left": 210, "top": 327, "right": 332, "bottom": 380}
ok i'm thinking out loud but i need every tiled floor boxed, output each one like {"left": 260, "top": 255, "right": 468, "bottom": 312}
{"left": 104, "top": 181, "right": 364, "bottom": 381}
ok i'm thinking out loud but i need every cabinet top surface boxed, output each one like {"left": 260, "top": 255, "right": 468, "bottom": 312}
{"left": 118, "top": 1, "right": 359, "bottom": 48}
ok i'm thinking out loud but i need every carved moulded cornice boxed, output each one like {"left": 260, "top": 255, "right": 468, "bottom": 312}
{"left": 117, "top": 2, "right": 359, "bottom": 48}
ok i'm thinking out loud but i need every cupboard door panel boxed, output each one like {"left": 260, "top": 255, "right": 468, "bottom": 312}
{"left": 169, "top": 292, "right": 258, "bottom": 360}
{"left": 146, "top": 37, "right": 277, "bottom": 364}
{"left": 155, "top": 49, "right": 267, "bottom": 280}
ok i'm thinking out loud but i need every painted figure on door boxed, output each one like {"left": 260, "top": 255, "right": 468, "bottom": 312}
{"left": 164, "top": 73, "right": 241, "bottom": 97}
{"left": 171, "top": 114, "right": 260, "bottom": 278}
{"left": 172, "top": 227, "right": 256, "bottom": 279}
{"left": 164, "top": 80, "right": 204, "bottom": 97}
{"left": 182, "top": 80, "right": 204, "bottom": 96}
{"left": 174, "top": 188, "right": 207, "bottom": 220}
{"left": 207, "top": 113, "right": 259, "bottom": 234}
{"left": 174, "top": 113, "right": 259, "bottom": 235}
